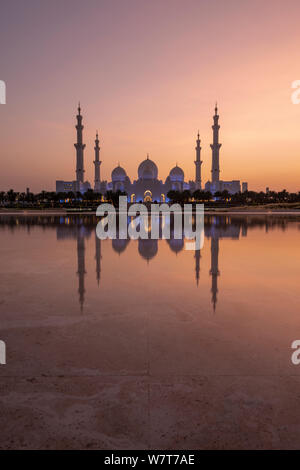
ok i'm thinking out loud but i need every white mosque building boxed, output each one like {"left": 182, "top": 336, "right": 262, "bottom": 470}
{"left": 56, "top": 104, "right": 247, "bottom": 200}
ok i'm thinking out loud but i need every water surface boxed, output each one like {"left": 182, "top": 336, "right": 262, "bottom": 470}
{"left": 0, "top": 214, "right": 300, "bottom": 449}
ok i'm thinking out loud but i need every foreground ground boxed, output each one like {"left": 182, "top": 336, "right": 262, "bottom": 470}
{"left": 1, "top": 375, "right": 300, "bottom": 449}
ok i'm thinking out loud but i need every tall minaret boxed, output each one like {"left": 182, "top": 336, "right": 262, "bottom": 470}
{"left": 210, "top": 103, "right": 222, "bottom": 184}
{"left": 195, "top": 131, "right": 203, "bottom": 190}
{"left": 74, "top": 103, "right": 86, "bottom": 189}
{"left": 94, "top": 131, "right": 101, "bottom": 192}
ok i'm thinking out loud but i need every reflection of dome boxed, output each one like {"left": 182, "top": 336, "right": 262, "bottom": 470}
{"left": 138, "top": 156, "right": 158, "bottom": 180}
{"left": 169, "top": 165, "right": 184, "bottom": 182}
{"left": 112, "top": 238, "right": 130, "bottom": 254}
{"left": 138, "top": 239, "right": 158, "bottom": 261}
{"left": 167, "top": 238, "right": 184, "bottom": 254}
{"left": 112, "top": 165, "right": 127, "bottom": 182}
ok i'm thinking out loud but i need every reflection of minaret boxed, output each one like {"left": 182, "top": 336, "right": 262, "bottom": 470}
{"left": 95, "top": 232, "right": 101, "bottom": 286}
{"left": 209, "top": 237, "right": 220, "bottom": 311}
{"left": 210, "top": 104, "right": 221, "bottom": 184}
{"left": 194, "top": 249, "right": 201, "bottom": 286}
{"left": 94, "top": 131, "right": 101, "bottom": 192}
{"left": 77, "top": 231, "right": 86, "bottom": 312}
{"left": 74, "top": 103, "right": 86, "bottom": 189}
{"left": 195, "top": 132, "right": 203, "bottom": 190}
{"left": 242, "top": 225, "right": 248, "bottom": 237}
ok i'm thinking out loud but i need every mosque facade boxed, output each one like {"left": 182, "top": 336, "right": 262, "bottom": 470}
{"left": 56, "top": 104, "right": 247, "bottom": 200}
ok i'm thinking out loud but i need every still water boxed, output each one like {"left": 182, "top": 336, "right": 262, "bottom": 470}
{"left": 0, "top": 214, "right": 300, "bottom": 449}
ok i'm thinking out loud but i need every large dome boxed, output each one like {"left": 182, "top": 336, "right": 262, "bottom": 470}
{"left": 138, "top": 156, "right": 158, "bottom": 180}
{"left": 111, "top": 165, "right": 127, "bottom": 182}
{"left": 138, "top": 239, "right": 158, "bottom": 261}
{"left": 169, "top": 165, "right": 184, "bottom": 182}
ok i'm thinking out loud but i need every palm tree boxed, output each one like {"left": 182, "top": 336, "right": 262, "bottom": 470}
{"left": 66, "top": 191, "right": 75, "bottom": 200}
{"left": 220, "top": 190, "right": 230, "bottom": 201}
{"left": 6, "top": 189, "right": 16, "bottom": 202}
{"left": 193, "top": 190, "right": 206, "bottom": 202}
{"left": 278, "top": 189, "right": 289, "bottom": 202}
{"left": 0, "top": 191, "right": 6, "bottom": 204}
{"left": 105, "top": 190, "right": 127, "bottom": 206}
{"left": 182, "top": 190, "right": 191, "bottom": 203}
{"left": 167, "top": 190, "right": 181, "bottom": 204}
{"left": 83, "top": 189, "right": 95, "bottom": 202}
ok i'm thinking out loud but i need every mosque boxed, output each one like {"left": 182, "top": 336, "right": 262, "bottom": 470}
{"left": 56, "top": 104, "right": 247, "bottom": 199}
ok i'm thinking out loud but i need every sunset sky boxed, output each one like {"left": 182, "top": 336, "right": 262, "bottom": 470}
{"left": 1, "top": 0, "right": 300, "bottom": 192}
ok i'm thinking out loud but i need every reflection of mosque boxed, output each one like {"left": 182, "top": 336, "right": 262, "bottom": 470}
{"left": 56, "top": 215, "right": 246, "bottom": 312}
{"left": 1, "top": 213, "right": 297, "bottom": 312}
{"left": 1, "top": 214, "right": 295, "bottom": 313}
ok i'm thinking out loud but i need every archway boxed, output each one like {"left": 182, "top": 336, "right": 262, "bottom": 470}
{"left": 144, "top": 190, "right": 152, "bottom": 202}
{"left": 130, "top": 193, "right": 136, "bottom": 203}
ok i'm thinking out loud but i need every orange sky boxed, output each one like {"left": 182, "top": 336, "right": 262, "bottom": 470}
{"left": 0, "top": 0, "right": 300, "bottom": 192}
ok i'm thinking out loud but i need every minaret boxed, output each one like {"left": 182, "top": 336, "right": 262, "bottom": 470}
{"left": 195, "top": 131, "right": 203, "bottom": 190}
{"left": 94, "top": 131, "right": 101, "bottom": 192}
{"left": 209, "top": 236, "right": 220, "bottom": 312}
{"left": 210, "top": 103, "right": 222, "bottom": 184}
{"left": 74, "top": 103, "right": 86, "bottom": 190}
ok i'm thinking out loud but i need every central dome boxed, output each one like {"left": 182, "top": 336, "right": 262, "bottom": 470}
{"left": 111, "top": 165, "right": 127, "bottom": 182}
{"left": 138, "top": 239, "right": 158, "bottom": 261}
{"left": 138, "top": 156, "right": 158, "bottom": 180}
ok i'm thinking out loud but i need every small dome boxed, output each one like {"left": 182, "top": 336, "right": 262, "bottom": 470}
{"left": 111, "top": 165, "right": 127, "bottom": 182}
{"left": 169, "top": 165, "right": 184, "bottom": 182}
{"left": 138, "top": 156, "right": 158, "bottom": 180}
{"left": 112, "top": 238, "right": 130, "bottom": 254}
{"left": 167, "top": 238, "right": 184, "bottom": 254}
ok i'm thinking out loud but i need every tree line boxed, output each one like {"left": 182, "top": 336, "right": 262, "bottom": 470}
{"left": 0, "top": 188, "right": 300, "bottom": 208}
{"left": 167, "top": 189, "right": 300, "bottom": 205}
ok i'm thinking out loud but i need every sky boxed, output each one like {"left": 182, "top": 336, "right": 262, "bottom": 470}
{"left": 0, "top": 0, "right": 300, "bottom": 193}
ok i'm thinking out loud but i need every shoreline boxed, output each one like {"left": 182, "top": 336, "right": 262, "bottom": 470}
{"left": 1, "top": 209, "right": 300, "bottom": 216}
